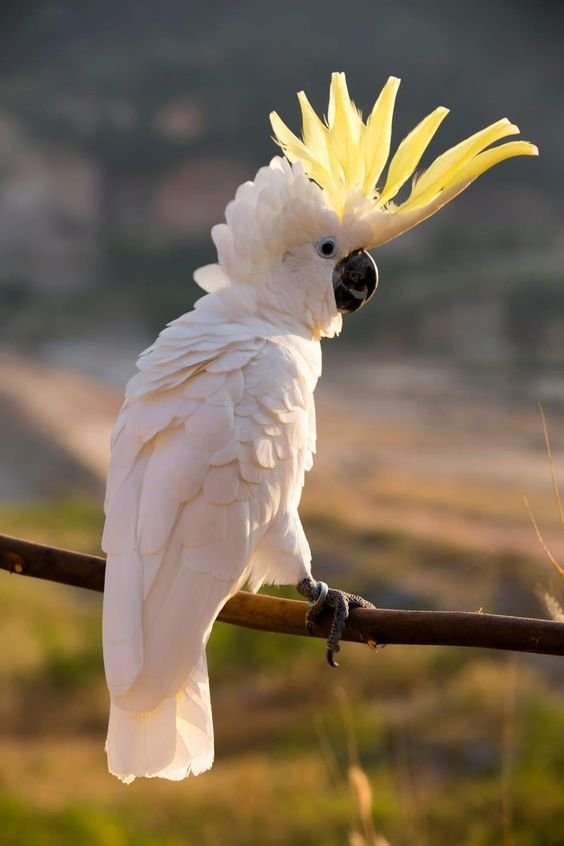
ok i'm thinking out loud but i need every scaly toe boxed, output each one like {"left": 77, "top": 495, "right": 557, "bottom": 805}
{"left": 304, "top": 581, "right": 329, "bottom": 635}
{"left": 296, "top": 578, "right": 373, "bottom": 667}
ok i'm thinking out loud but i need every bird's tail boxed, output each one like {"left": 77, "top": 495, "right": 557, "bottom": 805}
{"left": 106, "top": 654, "right": 214, "bottom": 784}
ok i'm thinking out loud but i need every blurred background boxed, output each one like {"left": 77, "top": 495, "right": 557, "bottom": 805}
{"left": 1, "top": 1, "right": 563, "bottom": 844}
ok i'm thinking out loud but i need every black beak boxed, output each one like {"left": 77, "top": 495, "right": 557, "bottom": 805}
{"left": 332, "top": 250, "right": 378, "bottom": 314}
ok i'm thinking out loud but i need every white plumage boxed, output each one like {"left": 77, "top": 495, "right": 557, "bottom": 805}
{"left": 103, "top": 269, "right": 322, "bottom": 782}
{"left": 103, "top": 74, "right": 537, "bottom": 782}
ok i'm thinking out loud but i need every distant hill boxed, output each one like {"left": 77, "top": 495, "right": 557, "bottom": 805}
{"left": 0, "top": 352, "right": 119, "bottom": 500}
{"left": 2, "top": 349, "right": 563, "bottom": 567}
{"left": 0, "top": 1, "right": 562, "bottom": 362}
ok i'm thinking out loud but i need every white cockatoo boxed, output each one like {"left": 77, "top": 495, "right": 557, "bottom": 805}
{"left": 102, "top": 73, "right": 537, "bottom": 783}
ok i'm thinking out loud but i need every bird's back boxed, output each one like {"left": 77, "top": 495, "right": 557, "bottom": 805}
{"left": 102, "top": 301, "right": 320, "bottom": 781}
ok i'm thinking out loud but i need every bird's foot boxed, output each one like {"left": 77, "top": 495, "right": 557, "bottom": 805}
{"left": 296, "top": 577, "right": 374, "bottom": 667}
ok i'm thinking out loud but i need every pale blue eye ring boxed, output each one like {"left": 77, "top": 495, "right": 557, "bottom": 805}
{"left": 316, "top": 237, "right": 337, "bottom": 258}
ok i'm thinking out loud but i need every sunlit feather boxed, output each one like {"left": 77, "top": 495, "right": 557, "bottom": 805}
{"left": 328, "top": 72, "right": 363, "bottom": 189}
{"left": 377, "top": 105, "right": 449, "bottom": 206}
{"left": 270, "top": 73, "right": 538, "bottom": 237}
{"left": 399, "top": 118, "right": 520, "bottom": 212}
{"left": 444, "top": 139, "right": 540, "bottom": 187}
{"left": 360, "top": 75, "right": 400, "bottom": 197}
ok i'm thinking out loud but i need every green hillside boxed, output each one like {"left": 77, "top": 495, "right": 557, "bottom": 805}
{"left": 1, "top": 496, "right": 563, "bottom": 845}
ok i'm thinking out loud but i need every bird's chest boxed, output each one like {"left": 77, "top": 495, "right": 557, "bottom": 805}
{"left": 235, "top": 341, "right": 318, "bottom": 475}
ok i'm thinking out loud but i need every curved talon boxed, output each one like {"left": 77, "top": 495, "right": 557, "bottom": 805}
{"left": 296, "top": 577, "right": 373, "bottom": 668}
{"left": 326, "top": 646, "right": 339, "bottom": 668}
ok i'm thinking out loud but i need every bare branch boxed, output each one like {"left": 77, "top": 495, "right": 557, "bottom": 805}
{"left": 1, "top": 533, "right": 564, "bottom": 657}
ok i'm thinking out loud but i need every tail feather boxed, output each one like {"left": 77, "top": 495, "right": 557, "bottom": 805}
{"left": 106, "top": 655, "right": 214, "bottom": 784}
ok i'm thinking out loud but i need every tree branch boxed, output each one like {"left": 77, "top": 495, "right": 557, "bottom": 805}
{"left": 1, "top": 532, "right": 563, "bottom": 657}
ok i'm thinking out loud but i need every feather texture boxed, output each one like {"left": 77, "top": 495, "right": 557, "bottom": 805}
{"left": 270, "top": 72, "right": 538, "bottom": 239}
{"left": 377, "top": 106, "right": 449, "bottom": 206}
{"left": 104, "top": 72, "right": 537, "bottom": 784}
{"left": 103, "top": 304, "right": 320, "bottom": 782}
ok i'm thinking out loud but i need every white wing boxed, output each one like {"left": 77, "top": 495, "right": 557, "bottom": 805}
{"left": 102, "top": 311, "right": 317, "bottom": 781}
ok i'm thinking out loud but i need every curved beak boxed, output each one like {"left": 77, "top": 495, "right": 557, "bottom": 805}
{"left": 332, "top": 250, "right": 378, "bottom": 314}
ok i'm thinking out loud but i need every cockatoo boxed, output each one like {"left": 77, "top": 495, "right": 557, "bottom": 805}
{"left": 102, "top": 73, "right": 537, "bottom": 783}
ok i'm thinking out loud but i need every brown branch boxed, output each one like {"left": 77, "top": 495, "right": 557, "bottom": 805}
{"left": 1, "top": 532, "right": 564, "bottom": 657}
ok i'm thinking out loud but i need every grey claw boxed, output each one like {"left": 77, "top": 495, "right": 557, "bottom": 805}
{"left": 297, "top": 577, "right": 372, "bottom": 667}
{"left": 326, "top": 646, "right": 339, "bottom": 668}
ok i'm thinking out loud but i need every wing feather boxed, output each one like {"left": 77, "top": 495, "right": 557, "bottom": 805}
{"left": 203, "top": 463, "right": 240, "bottom": 504}
{"left": 103, "top": 330, "right": 317, "bottom": 723}
{"left": 103, "top": 549, "right": 144, "bottom": 695}
{"left": 137, "top": 427, "right": 208, "bottom": 556}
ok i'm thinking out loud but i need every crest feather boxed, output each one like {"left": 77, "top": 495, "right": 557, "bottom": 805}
{"left": 270, "top": 73, "right": 538, "bottom": 244}
{"left": 377, "top": 105, "right": 449, "bottom": 207}
{"left": 360, "top": 75, "right": 400, "bottom": 196}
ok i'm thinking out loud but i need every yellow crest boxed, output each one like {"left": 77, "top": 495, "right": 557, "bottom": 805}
{"left": 270, "top": 73, "right": 537, "bottom": 225}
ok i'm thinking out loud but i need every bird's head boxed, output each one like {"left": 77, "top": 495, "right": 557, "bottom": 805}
{"left": 195, "top": 73, "right": 537, "bottom": 339}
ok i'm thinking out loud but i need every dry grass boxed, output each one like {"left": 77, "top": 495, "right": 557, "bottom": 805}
{"left": 1, "top": 366, "right": 564, "bottom": 844}
{"left": 348, "top": 765, "right": 391, "bottom": 846}
{"left": 524, "top": 405, "right": 564, "bottom": 622}
{"left": 315, "top": 689, "right": 394, "bottom": 846}
{"left": 1, "top": 549, "right": 563, "bottom": 844}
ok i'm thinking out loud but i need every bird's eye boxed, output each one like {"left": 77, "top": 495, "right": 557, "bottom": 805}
{"left": 316, "top": 237, "right": 337, "bottom": 259}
